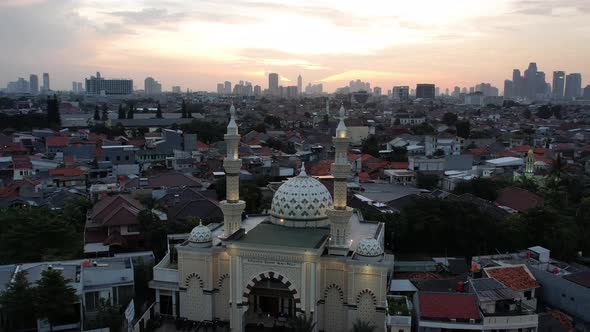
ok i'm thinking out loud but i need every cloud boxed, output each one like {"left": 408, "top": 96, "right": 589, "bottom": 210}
{"left": 511, "top": 0, "right": 590, "bottom": 16}
{"left": 105, "top": 7, "right": 186, "bottom": 25}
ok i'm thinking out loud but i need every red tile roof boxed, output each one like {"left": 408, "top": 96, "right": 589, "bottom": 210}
{"left": 495, "top": 187, "right": 544, "bottom": 212}
{"left": 358, "top": 172, "right": 371, "bottom": 183}
{"left": 511, "top": 145, "right": 531, "bottom": 153}
{"left": 533, "top": 148, "right": 549, "bottom": 154}
{"left": 48, "top": 167, "right": 85, "bottom": 177}
{"left": 389, "top": 162, "right": 409, "bottom": 170}
{"left": 46, "top": 136, "right": 70, "bottom": 147}
{"left": 484, "top": 265, "right": 540, "bottom": 291}
{"left": 419, "top": 293, "right": 481, "bottom": 320}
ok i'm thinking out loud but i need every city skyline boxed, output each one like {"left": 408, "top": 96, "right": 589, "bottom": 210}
{"left": 1, "top": 0, "right": 590, "bottom": 92}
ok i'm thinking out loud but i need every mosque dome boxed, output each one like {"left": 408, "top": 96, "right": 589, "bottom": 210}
{"left": 270, "top": 165, "right": 333, "bottom": 227}
{"left": 356, "top": 238, "right": 383, "bottom": 257}
{"left": 188, "top": 221, "right": 212, "bottom": 247}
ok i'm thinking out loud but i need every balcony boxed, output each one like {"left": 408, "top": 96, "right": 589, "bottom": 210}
{"left": 483, "top": 313, "right": 538, "bottom": 329}
{"left": 386, "top": 295, "right": 412, "bottom": 330}
{"left": 153, "top": 253, "right": 178, "bottom": 284}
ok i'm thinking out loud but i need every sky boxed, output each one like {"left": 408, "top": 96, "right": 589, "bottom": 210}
{"left": 0, "top": 0, "right": 589, "bottom": 92}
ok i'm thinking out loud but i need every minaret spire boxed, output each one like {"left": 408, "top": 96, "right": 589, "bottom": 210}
{"left": 220, "top": 103, "right": 246, "bottom": 239}
{"left": 326, "top": 104, "right": 353, "bottom": 256}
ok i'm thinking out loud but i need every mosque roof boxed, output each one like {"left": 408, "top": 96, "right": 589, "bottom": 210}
{"left": 236, "top": 223, "right": 330, "bottom": 249}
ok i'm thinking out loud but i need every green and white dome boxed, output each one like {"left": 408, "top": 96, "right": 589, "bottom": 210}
{"left": 356, "top": 238, "right": 383, "bottom": 257}
{"left": 188, "top": 221, "right": 212, "bottom": 248}
{"left": 270, "top": 166, "right": 333, "bottom": 227}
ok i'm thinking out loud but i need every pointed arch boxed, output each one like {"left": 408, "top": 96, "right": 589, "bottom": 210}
{"left": 242, "top": 271, "right": 301, "bottom": 311}
{"left": 184, "top": 273, "right": 204, "bottom": 288}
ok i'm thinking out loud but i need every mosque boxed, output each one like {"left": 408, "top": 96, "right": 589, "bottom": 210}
{"left": 150, "top": 105, "right": 393, "bottom": 331}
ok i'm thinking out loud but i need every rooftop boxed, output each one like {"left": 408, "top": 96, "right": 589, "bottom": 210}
{"left": 484, "top": 265, "right": 540, "bottom": 291}
{"left": 419, "top": 292, "right": 481, "bottom": 320}
{"left": 235, "top": 222, "right": 330, "bottom": 249}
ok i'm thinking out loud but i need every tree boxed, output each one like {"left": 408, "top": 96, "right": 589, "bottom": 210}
{"left": 0, "top": 271, "right": 37, "bottom": 331}
{"left": 181, "top": 99, "right": 187, "bottom": 118}
{"left": 456, "top": 120, "right": 470, "bottom": 138}
{"left": 118, "top": 104, "right": 126, "bottom": 119}
{"left": 442, "top": 112, "right": 458, "bottom": 126}
{"left": 352, "top": 319, "right": 376, "bottom": 332}
{"left": 411, "top": 122, "right": 435, "bottom": 135}
{"left": 289, "top": 313, "right": 316, "bottom": 332}
{"left": 215, "top": 177, "right": 263, "bottom": 213}
{"left": 127, "top": 105, "right": 134, "bottom": 119}
{"left": 93, "top": 299, "right": 123, "bottom": 332}
{"left": 101, "top": 104, "right": 109, "bottom": 121}
{"left": 453, "top": 177, "right": 501, "bottom": 201}
{"left": 416, "top": 172, "right": 439, "bottom": 190}
{"left": 361, "top": 135, "right": 380, "bottom": 158}
{"left": 36, "top": 269, "right": 78, "bottom": 332}
{"left": 46, "top": 95, "right": 61, "bottom": 127}
{"left": 156, "top": 103, "right": 162, "bottom": 118}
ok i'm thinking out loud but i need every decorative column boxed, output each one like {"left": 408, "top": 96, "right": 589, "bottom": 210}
{"left": 326, "top": 105, "right": 354, "bottom": 256}
{"left": 220, "top": 104, "right": 246, "bottom": 239}
{"left": 525, "top": 149, "right": 535, "bottom": 175}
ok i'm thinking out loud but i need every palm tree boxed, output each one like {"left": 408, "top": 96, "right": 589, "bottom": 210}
{"left": 352, "top": 319, "right": 376, "bottom": 332}
{"left": 288, "top": 313, "right": 316, "bottom": 332}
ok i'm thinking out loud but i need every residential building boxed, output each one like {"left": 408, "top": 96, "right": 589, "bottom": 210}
{"left": 393, "top": 86, "right": 410, "bottom": 101}
{"left": 145, "top": 77, "right": 162, "bottom": 95}
{"left": 564, "top": 73, "right": 582, "bottom": 99}
{"left": 373, "top": 87, "right": 382, "bottom": 96}
{"left": 85, "top": 72, "right": 133, "bottom": 95}
{"left": 172, "top": 86, "right": 181, "bottom": 93}
{"left": 415, "top": 292, "right": 483, "bottom": 332}
{"left": 29, "top": 74, "right": 39, "bottom": 95}
{"left": 42, "top": 72, "right": 50, "bottom": 91}
{"left": 416, "top": 84, "right": 435, "bottom": 99}
{"left": 552, "top": 71, "right": 565, "bottom": 99}
{"left": 268, "top": 73, "right": 279, "bottom": 96}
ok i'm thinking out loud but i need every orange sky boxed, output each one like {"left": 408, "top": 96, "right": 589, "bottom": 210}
{"left": 1, "top": 0, "right": 589, "bottom": 92}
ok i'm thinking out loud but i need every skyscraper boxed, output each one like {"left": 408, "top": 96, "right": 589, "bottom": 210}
{"left": 29, "top": 74, "right": 38, "bottom": 95}
{"left": 565, "top": 73, "right": 582, "bottom": 99}
{"left": 504, "top": 80, "right": 513, "bottom": 99}
{"left": 144, "top": 77, "right": 162, "bottom": 95}
{"left": 224, "top": 81, "right": 232, "bottom": 94}
{"left": 392, "top": 86, "right": 409, "bottom": 101}
{"left": 42, "top": 73, "right": 50, "bottom": 92}
{"left": 268, "top": 73, "right": 279, "bottom": 96}
{"left": 217, "top": 83, "right": 224, "bottom": 94}
{"left": 524, "top": 63, "right": 537, "bottom": 99}
{"left": 416, "top": 84, "right": 435, "bottom": 99}
{"left": 373, "top": 87, "right": 382, "bottom": 96}
{"left": 297, "top": 74, "right": 302, "bottom": 96}
{"left": 512, "top": 69, "right": 522, "bottom": 97}
{"left": 552, "top": 71, "right": 565, "bottom": 99}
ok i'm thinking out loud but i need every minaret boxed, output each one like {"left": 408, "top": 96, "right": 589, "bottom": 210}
{"left": 220, "top": 104, "right": 246, "bottom": 239}
{"left": 326, "top": 105, "right": 354, "bottom": 256}
{"left": 525, "top": 149, "right": 535, "bottom": 176}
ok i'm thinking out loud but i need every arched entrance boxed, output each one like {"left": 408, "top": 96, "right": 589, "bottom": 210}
{"left": 243, "top": 272, "right": 300, "bottom": 330}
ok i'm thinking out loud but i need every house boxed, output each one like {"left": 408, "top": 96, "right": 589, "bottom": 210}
{"left": 415, "top": 292, "right": 483, "bottom": 332}
{"left": 84, "top": 195, "right": 144, "bottom": 255}
{"left": 484, "top": 265, "right": 540, "bottom": 309}
{"left": 469, "top": 278, "right": 538, "bottom": 331}
{"left": 495, "top": 187, "right": 544, "bottom": 213}
{"left": 48, "top": 167, "right": 88, "bottom": 188}
{"left": 46, "top": 136, "right": 70, "bottom": 154}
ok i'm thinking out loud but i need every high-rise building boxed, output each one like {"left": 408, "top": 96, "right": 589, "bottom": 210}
{"left": 85, "top": 72, "right": 133, "bottom": 95}
{"left": 254, "top": 85, "right": 262, "bottom": 95}
{"left": 29, "top": 74, "right": 39, "bottom": 95}
{"left": 452, "top": 86, "right": 461, "bottom": 98}
{"left": 172, "top": 86, "right": 181, "bottom": 93}
{"left": 475, "top": 83, "right": 499, "bottom": 97}
{"left": 72, "top": 81, "right": 78, "bottom": 93}
{"left": 583, "top": 85, "right": 590, "bottom": 100}
{"left": 286, "top": 86, "right": 298, "bottom": 98}
{"left": 77, "top": 82, "right": 83, "bottom": 93}
{"left": 435, "top": 87, "right": 440, "bottom": 96}
{"left": 297, "top": 74, "right": 302, "bottom": 96}
{"left": 373, "top": 87, "right": 382, "bottom": 96}
{"left": 144, "top": 77, "right": 162, "bottom": 95}
{"left": 536, "top": 71, "right": 548, "bottom": 96}
{"left": 512, "top": 69, "right": 522, "bottom": 97}
{"left": 524, "top": 63, "right": 538, "bottom": 99}
{"left": 268, "top": 73, "right": 279, "bottom": 96}
{"left": 445, "top": 88, "right": 449, "bottom": 96}
{"left": 565, "top": 73, "right": 582, "bottom": 99}
{"left": 224, "top": 81, "right": 232, "bottom": 94}
{"left": 552, "top": 71, "right": 565, "bottom": 99}
{"left": 416, "top": 84, "right": 435, "bottom": 99}
{"left": 504, "top": 80, "right": 514, "bottom": 99}
{"left": 6, "top": 78, "right": 29, "bottom": 94}
{"left": 392, "top": 86, "right": 409, "bottom": 101}
{"left": 217, "top": 83, "right": 224, "bottom": 94}
{"left": 304, "top": 83, "right": 323, "bottom": 95}
{"left": 42, "top": 73, "right": 50, "bottom": 92}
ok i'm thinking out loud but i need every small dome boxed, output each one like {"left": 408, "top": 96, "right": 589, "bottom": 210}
{"left": 270, "top": 165, "right": 333, "bottom": 226}
{"left": 188, "top": 222, "right": 212, "bottom": 247}
{"left": 356, "top": 238, "right": 383, "bottom": 257}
